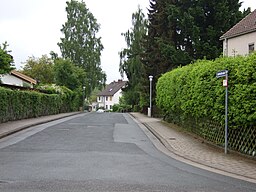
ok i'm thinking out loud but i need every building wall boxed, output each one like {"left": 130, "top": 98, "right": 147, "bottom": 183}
{"left": 0, "top": 74, "right": 24, "bottom": 87}
{"left": 223, "top": 32, "right": 256, "bottom": 57}
{"left": 97, "top": 89, "right": 123, "bottom": 110}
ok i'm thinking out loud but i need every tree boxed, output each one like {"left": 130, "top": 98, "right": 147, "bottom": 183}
{"left": 53, "top": 58, "right": 85, "bottom": 90}
{"left": 140, "top": 0, "right": 186, "bottom": 110}
{"left": 139, "top": 0, "right": 248, "bottom": 112}
{"left": 22, "top": 55, "right": 54, "bottom": 84}
{"left": 119, "top": 6, "right": 148, "bottom": 108}
{"left": 0, "top": 42, "right": 14, "bottom": 75}
{"left": 58, "top": 0, "right": 106, "bottom": 97}
{"left": 171, "top": 0, "right": 249, "bottom": 60}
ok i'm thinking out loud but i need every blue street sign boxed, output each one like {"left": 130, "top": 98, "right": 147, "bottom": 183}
{"left": 216, "top": 70, "right": 228, "bottom": 78}
{"left": 216, "top": 69, "right": 229, "bottom": 154}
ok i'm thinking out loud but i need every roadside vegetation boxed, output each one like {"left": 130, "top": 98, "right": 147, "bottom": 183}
{"left": 156, "top": 53, "right": 256, "bottom": 129}
{"left": 119, "top": 0, "right": 250, "bottom": 113}
{"left": 0, "top": 0, "right": 105, "bottom": 121}
{"left": 117, "top": 1, "right": 255, "bottom": 156}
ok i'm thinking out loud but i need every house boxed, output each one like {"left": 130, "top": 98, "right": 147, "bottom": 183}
{"left": 97, "top": 79, "right": 127, "bottom": 111}
{"left": 220, "top": 9, "right": 256, "bottom": 57}
{"left": 0, "top": 70, "right": 37, "bottom": 88}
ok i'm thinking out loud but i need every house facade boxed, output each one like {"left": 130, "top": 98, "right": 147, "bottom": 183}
{"left": 0, "top": 70, "right": 37, "bottom": 88}
{"left": 220, "top": 9, "right": 256, "bottom": 57}
{"left": 97, "top": 80, "right": 127, "bottom": 111}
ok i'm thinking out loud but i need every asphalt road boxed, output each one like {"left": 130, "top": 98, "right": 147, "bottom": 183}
{"left": 0, "top": 112, "right": 255, "bottom": 192}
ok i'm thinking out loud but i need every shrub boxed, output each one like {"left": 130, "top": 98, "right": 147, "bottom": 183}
{"left": 156, "top": 53, "right": 256, "bottom": 129}
{"left": 0, "top": 86, "right": 79, "bottom": 123}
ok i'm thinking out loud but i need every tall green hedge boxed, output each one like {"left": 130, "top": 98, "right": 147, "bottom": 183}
{"left": 156, "top": 53, "right": 256, "bottom": 129}
{"left": 0, "top": 87, "right": 79, "bottom": 123}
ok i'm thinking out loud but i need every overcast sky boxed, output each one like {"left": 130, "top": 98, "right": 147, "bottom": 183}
{"left": 0, "top": 0, "right": 255, "bottom": 83}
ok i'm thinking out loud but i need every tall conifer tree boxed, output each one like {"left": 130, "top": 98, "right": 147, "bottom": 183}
{"left": 140, "top": 0, "right": 248, "bottom": 112}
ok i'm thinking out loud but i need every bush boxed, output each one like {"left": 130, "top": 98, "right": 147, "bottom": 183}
{"left": 156, "top": 53, "right": 256, "bottom": 129}
{"left": 0, "top": 86, "right": 79, "bottom": 123}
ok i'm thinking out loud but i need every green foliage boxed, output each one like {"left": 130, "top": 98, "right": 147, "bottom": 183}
{"left": 58, "top": 0, "right": 106, "bottom": 96}
{"left": 53, "top": 58, "right": 86, "bottom": 90}
{"left": 0, "top": 42, "right": 15, "bottom": 75}
{"left": 156, "top": 53, "right": 256, "bottom": 128}
{"left": 140, "top": 0, "right": 247, "bottom": 110}
{"left": 112, "top": 103, "right": 132, "bottom": 113}
{"left": 0, "top": 86, "right": 79, "bottom": 123}
{"left": 119, "top": 6, "right": 148, "bottom": 109}
{"left": 22, "top": 55, "right": 54, "bottom": 84}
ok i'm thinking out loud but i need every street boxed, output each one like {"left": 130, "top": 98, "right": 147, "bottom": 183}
{"left": 0, "top": 112, "right": 255, "bottom": 192}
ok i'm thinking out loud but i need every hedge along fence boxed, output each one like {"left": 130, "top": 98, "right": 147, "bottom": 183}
{"left": 156, "top": 53, "right": 256, "bottom": 156}
{"left": 0, "top": 86, "right": 79, "bottom": 123}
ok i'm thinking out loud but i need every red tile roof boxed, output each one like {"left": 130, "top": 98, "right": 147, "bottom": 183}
{"left": 11, "top": 70, "right": 37, "bottom": 85}
{"left": 220, "top": 9, "right": 256, "bottom": 40}
{"left": 97, "top": 80, "right": 127, "bottom": 96}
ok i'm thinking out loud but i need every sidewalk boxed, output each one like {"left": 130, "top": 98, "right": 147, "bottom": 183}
{"left": 0, "top": 112, "right": 81, "bottom": 139}
{"left": 130, "top": 112, "right": 256, "bottom": 183}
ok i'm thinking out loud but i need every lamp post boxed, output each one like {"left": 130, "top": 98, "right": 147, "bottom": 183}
{"left": 149, "top": 75, "right": 153, "bottom": 117}
{"left": 82, "top": 86, "right": 85, "bottom": 111}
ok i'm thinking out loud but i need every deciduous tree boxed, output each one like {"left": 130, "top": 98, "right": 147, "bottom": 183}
{"left": 22, "top": 55, "right": 54, "bottom": 84}
{"left": 119, "top": 6, "right": 148, "bottom": 108}
{"left": 58, "top": 0, "right": 105, "bottom": 96}
{"left": 53, "top": 58, "right": 85, "bottom": 90}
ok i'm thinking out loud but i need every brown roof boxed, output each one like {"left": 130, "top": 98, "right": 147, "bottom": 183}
{"left": 97, "top": 80, "right": 127, "bottom": 96}
{"left": 220, "top": 9, "right": 256, "bottom": 40}
{"left": 11, "top": 70, "right": 37, "bottom": 85}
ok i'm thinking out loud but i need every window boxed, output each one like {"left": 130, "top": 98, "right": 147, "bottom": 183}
{"left": 98, "top": 97, "right": 101, "bottom": 102}
{"left": 249, "top": 43, "right": 254, "bottom": 54}
{"left": 110, "top": 105, "right": 112, "bottom": 109}
{"left": 105, "top": 105, "right": 108, "bottom": 110}
{"left": 110, "top": 96, "right": 112, "bottom": 101}
{"left": 106, "top": 96, "right": 108, "bottom": 101}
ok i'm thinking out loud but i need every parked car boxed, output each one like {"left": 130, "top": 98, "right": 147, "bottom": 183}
{"left": 96, "top": 109, "right": 105, "bottom": 113}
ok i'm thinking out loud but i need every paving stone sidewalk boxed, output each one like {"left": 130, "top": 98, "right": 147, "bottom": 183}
{"left": 130, "top": 112, "right": 256, "bottom": 183}
{"left": 0, "top": 112, "right": 81, "bottom": 139}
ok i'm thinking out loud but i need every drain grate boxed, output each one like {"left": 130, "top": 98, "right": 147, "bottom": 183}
{"left": 169, "top": 138, "right": 176, "bottom": 140}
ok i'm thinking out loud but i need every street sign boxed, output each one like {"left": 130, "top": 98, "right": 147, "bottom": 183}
{"left": 223, "top": 79, "right": 228, "bottom": 87}
{"left": 216, "top": 70, "right": 228, "bottom": 78}
{"left": 216, "top": 69, "right": 229, "bottom": 154}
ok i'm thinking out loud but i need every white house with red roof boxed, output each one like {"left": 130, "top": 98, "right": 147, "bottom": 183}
{"left": 220, "top": 9, "right": 256, "bottom": 57}
{"left": 0, "top": 70, "right": 37, "bottom": 88}
{"left": 97, "top": 79, "right": 127, "bottom": 111}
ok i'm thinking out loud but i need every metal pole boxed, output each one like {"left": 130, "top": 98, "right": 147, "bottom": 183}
{"left": 149, "top": 75, "right": 153, "bottom": 117}
{"left": 225, "top": 72, "right": 228, "bottom": 154}
{"left": 150, "top": 80, "right": 152, "bottom": 117}
{"left": 82, "top": 86, "right": 85, "bottom": 112}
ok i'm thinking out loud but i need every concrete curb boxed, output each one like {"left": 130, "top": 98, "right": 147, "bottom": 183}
{"left": 129, "top": 113, "right": 256, "bottom": 184}
{"left": 0, "top": 112, "right": 82, "bottom": 139}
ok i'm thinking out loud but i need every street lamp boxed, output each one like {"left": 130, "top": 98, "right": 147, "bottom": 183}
{"left": 149, "top": 75, "right": 153, "bottom": 117}
{"left": 82, "top": 86, "right": 85, "bottom": 111}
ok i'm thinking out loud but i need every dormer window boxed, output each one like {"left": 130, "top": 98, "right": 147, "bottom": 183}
{"left": 109, "top": 88, "right": 113, "bottom": 92}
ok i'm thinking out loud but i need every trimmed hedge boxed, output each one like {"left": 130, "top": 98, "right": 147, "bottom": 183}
{"left": 0, "top": 87, "right": 79, "bottom": 123}
{"left": 156, "top": 53, "right": 256, "bottom": 129}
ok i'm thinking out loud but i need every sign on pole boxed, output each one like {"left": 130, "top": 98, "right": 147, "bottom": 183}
{"left": 216, "top": 70, "right": 229, "bottom": 154}
{"left": 216, "top": 70, "right": 228, "bottom": 78}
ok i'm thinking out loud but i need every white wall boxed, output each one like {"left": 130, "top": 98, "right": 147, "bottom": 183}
{"left": 223, "top": 32, "right": 256, "bottom": 57}
{"left": 0, "top": 74, "right": 24, "bottom": 87}
{"left": 97, "top": 89, "right": 123, "bottom": 110}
